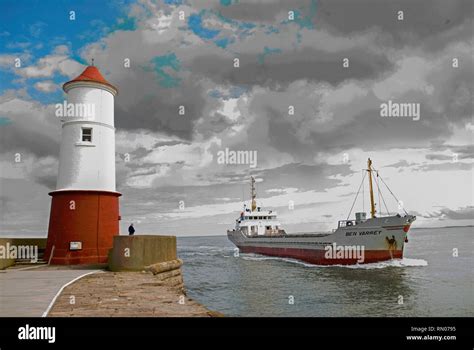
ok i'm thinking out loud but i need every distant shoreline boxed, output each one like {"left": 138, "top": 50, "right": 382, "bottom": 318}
{"left": 410, "top": 225, "right": 473, "bottom": 230}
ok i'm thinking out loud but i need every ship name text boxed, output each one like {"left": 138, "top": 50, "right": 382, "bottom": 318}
{"left": 345, "top": 230, "right": 382, "bottom": 237}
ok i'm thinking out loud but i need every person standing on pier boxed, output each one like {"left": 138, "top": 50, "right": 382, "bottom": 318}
{"left": 128, "top": 223, "right": 135, "bottom": 236}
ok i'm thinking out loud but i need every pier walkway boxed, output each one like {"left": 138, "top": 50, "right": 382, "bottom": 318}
{"left": 0, "top": 266, "right": 99, "bottom": 317}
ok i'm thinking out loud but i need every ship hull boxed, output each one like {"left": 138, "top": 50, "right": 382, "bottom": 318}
{"left": 228, "top": 215, "right": 415, "bottom": 265}
{"left": 237, "top": 245, "right": 402, "bottom": 265}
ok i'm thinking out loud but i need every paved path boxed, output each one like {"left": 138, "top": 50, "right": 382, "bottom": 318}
{"left": 47, "top": 270, "right": 220, "bottom": 317}
{"left": 0, "top": 267, "right": 99, "bottom": 317}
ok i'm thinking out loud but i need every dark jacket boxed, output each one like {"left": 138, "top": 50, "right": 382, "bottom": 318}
{"left": 128, "top": 225, "right": 135, "bottom": 235}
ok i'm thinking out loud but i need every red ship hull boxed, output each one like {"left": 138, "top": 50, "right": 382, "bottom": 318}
{"left": 238, "top": 245, "right": 403, "bottom": 265}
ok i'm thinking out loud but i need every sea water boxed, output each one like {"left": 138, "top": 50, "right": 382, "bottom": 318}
{"left": 178, "top": 226, "right": 473, "bottom": 317}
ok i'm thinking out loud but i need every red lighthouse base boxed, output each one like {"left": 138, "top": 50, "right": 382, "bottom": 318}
{"left": 44, "top": 190, "right": 121, "bottom": 265}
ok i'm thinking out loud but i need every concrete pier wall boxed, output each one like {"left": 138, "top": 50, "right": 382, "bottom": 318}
{"left": 108, "top": 235, "right": 177, "bottom": 272}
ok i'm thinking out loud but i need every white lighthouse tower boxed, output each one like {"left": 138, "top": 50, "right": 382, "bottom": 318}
{"left": 45, "top": 64, "right": 121, "bottom": 265}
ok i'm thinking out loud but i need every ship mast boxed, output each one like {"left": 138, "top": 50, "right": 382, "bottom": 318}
{"left": 367, "top": 158, "right": 376, "bottom": 218}
{"left": 251, "top": 176, "right": 257, "bottom": 211}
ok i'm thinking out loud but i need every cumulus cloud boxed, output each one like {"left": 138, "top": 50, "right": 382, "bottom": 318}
{"left": 0, "top": 97, "right": 60, "bottom": 158}
{"left": 13, "top": 45, "right": 83, "bottom": 79}
{"left": 33, "top": 80, "right": 58, "bottom": 93}
{"left": 0, "top": 54, "right": 18, "bottom": 68}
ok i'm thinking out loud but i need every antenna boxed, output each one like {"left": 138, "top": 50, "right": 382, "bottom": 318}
{"left": 251, "top": 176, "right": 257, "bottom": 211}
{"left": 91, "top": 58, "right": 95, "bottom": 66}
{"left": 367, "top": 158, "right": 376, "bottom": 218}
{"left": 362, "top": 169, "right": 365, "bottom": 213}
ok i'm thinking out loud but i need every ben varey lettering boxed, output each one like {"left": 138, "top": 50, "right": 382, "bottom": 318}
{"left": 18, "top": 324, "right": 56, "bottom": 344}
{"left": 346, "top": 230, "right": 382, "bottom": 236}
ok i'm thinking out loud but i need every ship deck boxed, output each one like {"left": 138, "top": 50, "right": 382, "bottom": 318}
{"left": 244, "top": 232, "right": 333, "bottom": 238}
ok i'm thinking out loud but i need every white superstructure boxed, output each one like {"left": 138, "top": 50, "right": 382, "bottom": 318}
{"left": 235, "top": 207, "right": 284, "bottom": 236}
{"left": 233, "top": 176, "right": 286, "bottom": 236}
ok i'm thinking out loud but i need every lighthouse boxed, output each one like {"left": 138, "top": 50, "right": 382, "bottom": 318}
{"left": 44, "top": 64, "right": 121, "bottom": 265}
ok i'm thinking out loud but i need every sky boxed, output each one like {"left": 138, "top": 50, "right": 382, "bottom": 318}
{"left": 0, "top": 0, "right": 473, "bottom": 237}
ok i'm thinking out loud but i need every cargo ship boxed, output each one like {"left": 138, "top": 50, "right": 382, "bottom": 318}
{"left": 227, "top": 159, "right": 416, "bottom": 265}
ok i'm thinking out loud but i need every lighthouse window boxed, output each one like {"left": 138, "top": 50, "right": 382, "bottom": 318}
{"left": 82, "top": 128, "right": 92, "bottom": 142}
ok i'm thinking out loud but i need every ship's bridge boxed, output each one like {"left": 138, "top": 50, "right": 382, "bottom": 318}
{"left": 235, "top": 209, "right": 284, "bottom": 236}
{"left": 240, "top": 210, "right": 278, "bottom": 221}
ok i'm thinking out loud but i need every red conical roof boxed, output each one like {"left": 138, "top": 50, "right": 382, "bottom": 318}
{"left": 63, "top": 66, "right": 117, "bottom": 94}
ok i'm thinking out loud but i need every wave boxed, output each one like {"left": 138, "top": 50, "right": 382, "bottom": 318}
{"left": 340, "top": 258, "right": 428, "bottom": 269}
{"left": 179, "top": 245, "right": 235, "bottom": 257}
{"left": 180, "top": 252, "right": 217, "bottom": 257}
{"left": 240, "top": 254, "right": 428, "bottom": 269}
{"left": 179, "top": 245, "right": 234, "bottom": 251}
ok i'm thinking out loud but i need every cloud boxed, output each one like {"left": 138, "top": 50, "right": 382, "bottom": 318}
{"left": 190, "top": 46, "right": 392, "bottom": 89}
{"left": 415, "top": 161, "right": 473, "bottom": 172}
{"left": 13, "top": 45, "right": 83, "bottom": 79}
{"left": 207, "top": 162, "right": 353, "bottom": 193}
{"left": 266, "top": 187, "right": 298, "bottom": 194}
{"left": 424, "top": 206, "right": 474, "bottom": 220}
{"left": 213, "top": 0, "right": 310, "bottom": 23}
{"left": 315, "top": 0, "right": 472, "bottom": 48}
{"left": 1, "top": 0, "right": 473, "bottom": 235}
{"left": 114, "top": 69, "right": 215, "bottom": 139}
{"left": 33, "top": 80, "right": 58, "bottom": 93}
{"left": 0, "top": 178, "right": 51, "bottom": 234}
{"left": 0, "top": 97, "right": 60, "bottom": 158}
{"left": 384, "top": 160, "right": 416, "bottom": 169}
{"left": 426, "top": 144, "right": 474, "bottom": 160}
{"left": 0, "top": 55, "right": 18, "bottom": 68}
{"left": 30, "top": 156, "right": 58, "bottom": 189}
{"left": 425, "top": 154, "right": 456, "bottom": 161}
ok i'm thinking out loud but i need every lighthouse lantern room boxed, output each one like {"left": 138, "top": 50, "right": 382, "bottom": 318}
{"left": 44, "top": 64, "right": 121, "bottom": 265}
